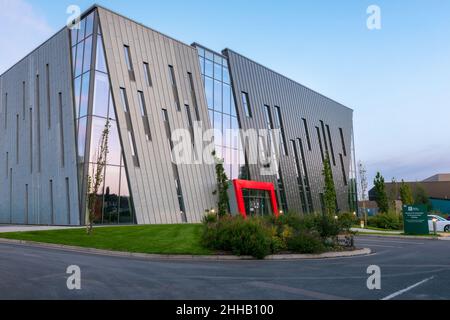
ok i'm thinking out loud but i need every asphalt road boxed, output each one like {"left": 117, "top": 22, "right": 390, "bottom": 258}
{"left": 0, "top": 236, "right": 449, "bottom": 300}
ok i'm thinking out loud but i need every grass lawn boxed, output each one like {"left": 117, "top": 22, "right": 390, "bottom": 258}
{"left": 0, "top": 224, "right": 212, "bottom": 255}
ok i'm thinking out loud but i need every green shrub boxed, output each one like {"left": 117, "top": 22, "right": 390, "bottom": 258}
{"left": 287, "top": 231, "right": 325, "bottom": 254}
{"left": 338, "top": 212, "right": 358, "bottom": 231}
{"left": 201, "top": 216, "right": 272, "bottom": 259}
{"left": 368, "top": 211, "right": 403, "bottom": 230}
{"left": 202, "top": 213, "right": 218, "bottom": 224}
{"left": 311, "top": 214, "right": 341, "bottom": 239}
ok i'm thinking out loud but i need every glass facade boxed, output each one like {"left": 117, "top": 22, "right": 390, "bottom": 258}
{"left": 196, "top": 46, "right": 247, "bottom": 180}
{"left": 70, "top": 10, "right": 134, "bottom": 224}
{"left": 243, "top": 189, "right": 273, "bottom": 217}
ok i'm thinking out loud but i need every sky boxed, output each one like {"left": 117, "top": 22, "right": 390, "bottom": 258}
{"left": 1, "top": 0, "right": 449, "bottom": 188}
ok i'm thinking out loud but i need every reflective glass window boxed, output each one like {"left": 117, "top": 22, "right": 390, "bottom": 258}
{"left": 119, "top": 166, "right": 132, "bottom": 223}
{"left": 223, "top": 84, "right": 231, "bottom": 115}
{"left": 199, "top": 57, "right": 205, "bottom": 74}
{"left": 205, "top": 77, "right": 214, "bottom": 109}
{"left": 92, "top": 72, "right": 109, "bottom": 118}
{"left": 77, "top": 117, "right": 87, "bottom": 160}
{"left": 95, "top": 36, "right": 107, "bottom": 73}
{"left": 223, "top": 66, "right": 230, "bottom": 84}
{"left": 108, "top": 121, "right": 122, "bottom": 166}
{"left": 214, "top": 80, "right": 222, "bottom": 112}
{"left": 78, "top": 18, "right": 86, "bottom": 42}
{"left": 205, "top": 50, "right": 214, "bottom": 61}
{"left": 143, "top": 62, "right": 152, "bottom": 87}
{"left": 108, "top": 91, "right": 115, "bottom": 120}
{"left": 197, "top": 47, "right": 205, "bottom": 57}
{"left": 79, "top": 72, "right": 90, "bottom": 118}
{"left": 72, "top": 45, "right": 77, "bottom": 73}
{"left": 84, "top": 13, "right": 94, "bottom": 38}
{"left": 73, "top": 76, "right": 82, "bottom": 118}
{"left": 82, "top": 36, "right": 93, "bottom": 73}
{"left": 214, "top": 63, "right": 222, "bottom": 81}
{"left": 204, "top": 59, "right": 213, "bottom": 78}
{"left": 103, "top": 165, "right": 120, "bottom": 223}
{"left": 71, "top": 27, "right": 78, "bottom": 47}
{"left": 74, "top": 41, "right": 84, "bottom": 77}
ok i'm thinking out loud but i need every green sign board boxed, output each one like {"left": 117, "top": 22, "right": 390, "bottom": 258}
{"left": 403, "top": 205, "right": 429, "bottom": 235}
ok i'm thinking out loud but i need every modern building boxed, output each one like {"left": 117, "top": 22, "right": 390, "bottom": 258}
{"left": 0, "top": 5, "right": 356, "bottom": 226}
{"left": 368, "top": 173, "right": 450, "bottom": 214}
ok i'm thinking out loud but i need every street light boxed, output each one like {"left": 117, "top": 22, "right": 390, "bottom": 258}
{"left": 432, "top": 218, "right": 437, "bottom": 235}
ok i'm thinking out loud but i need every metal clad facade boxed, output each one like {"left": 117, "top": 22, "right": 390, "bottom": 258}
{"left": 225, "top": 49, "right": 354, "bottom": 213}
{"left": 97, "top": 8, "right": 216, "bottom": 224}
{"left": 0, "top": 29, "right": 80, "bottom": 225}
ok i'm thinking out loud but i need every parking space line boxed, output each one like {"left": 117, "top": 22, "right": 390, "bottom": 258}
{"left": 381, "top": 276, "right": 435, "bottom": 300}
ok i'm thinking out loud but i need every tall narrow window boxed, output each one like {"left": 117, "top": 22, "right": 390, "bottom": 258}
{"left": 46, "top": 64, "right": 51, "bottom": 128}
{"left": 29, "top": 108, "right": 33, "bottom": 173}
{"left": 302, "top": 118, "right": 311, "bottom": 151}
{"left": 187, "top": 72, "right": 200, "bottom": 121}
{"left": 5, "top": 152, "right": 8, "bottom": 178}
{"left": 22, "top": 82, "right": 26, "bottom": 120}
{"left": 4, "top": 93, "right": 7, "bottom": 129}
{"left": 326, "top": 124, "right": 336, "bottom": 166}
{"left": 25, "top": 184, "right": 29, "bottom": 224}
{"left": 316, "top": 126, "right": 324, "bottom": 162}
{"left": 241, "top": 92, "right": 252, "bottom": 117}
{"left": 16, "top": 115, "right": 19, "bottom": 164}
{"left": 143, "top": 62, "right": 152, "bottom": 87}
{"left": 162, "top": 108, "right": 187, "bottom": 222}
{"left": 339, "top": 128, "right": 347, "bottom": 156}
{"left": 65, "top": 177, "right": 71, "bottom": 224}
{"left": 138, "top": 90, "right": 152, "bottom": 141}
{"left": 185, "top": 104, "right": 194, "bottom": 146}
{"left": 274, "top": 106, "right": 288, "bottom": 156}
{"left": 9, "top": 168, "right": 12, "bottom": 223}
{"left": 36, "top": 74, "right": 41, "bottom": 172}
{"left": 123, "top": 45, "right": 135, "bottom": 80}
{"left": 320, "top": 120, "right": 329, "bottom": 155}
{"left": 119, "top": 88, "right": 129, "bottom": 113}
{"left": 340, "top": 153, "right": 348, "bottom": 186}
{"left": 49, "top": 180, "right": 54, "bottom": 224}
{"left": 298, "top": 138, "right": 314, "bottom": 213}
{"left": 291, "top": 140, "right": 307, "bottom": 213}
{"left": 168, "top": 65, "right": 180, "bottom": 111}
{"left": 59, "top": 93, "right": 65, "bottom": 167}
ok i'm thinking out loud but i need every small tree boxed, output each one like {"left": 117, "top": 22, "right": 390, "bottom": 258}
{"left": 374, "top": 172, "right": 389, "bottom": 213}
{"left": 86, "top": 120, "right": 110, "bottom": 235}
{"left": 358, "top": 161, "right": 368, "bottom": 226}
{"left": 399, "top": 180, "right": 414, "bottom": 205}
{"left": 414, "top": 183, "right": 432, "bottom": 211}
{"left": 212, "top": 151, "right": 229, "bottom": 217}
{"left": 322, "top": 154, "right": 337, "bottom": 215}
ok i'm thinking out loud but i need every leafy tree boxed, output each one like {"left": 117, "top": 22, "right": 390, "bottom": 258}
{"left": 374, "top": 172, "right": 389, "bottom": 213}
{"left": 414, "top": 184, "right": 432, "bottom": 211}
{"left": 399, "top": 180, "right": 414, "bottom": 205}
{"left": 212, "top": 151, "right": 230, "bottom": 217}
{"left": 87, "top": 120, "right": 110, "bottom": 235}
{"left": 322, "top": 154, "right": 337, "bottom": 215}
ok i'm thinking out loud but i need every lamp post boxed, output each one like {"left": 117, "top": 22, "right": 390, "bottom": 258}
{"left": 432, "top": 218, "right": 437, "bottom": 235}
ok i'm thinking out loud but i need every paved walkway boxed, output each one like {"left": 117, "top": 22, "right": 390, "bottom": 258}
{"left": 0, "top": 225, "right": 82, "bottom": 233}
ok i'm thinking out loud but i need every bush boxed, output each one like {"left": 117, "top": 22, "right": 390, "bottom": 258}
{"left": 287, "top": 231, "right": 325, "bottom": 254}
{"left": 201, "top": 216, "right": 272, "bottom": 259}
{"left": 311, "top": 214, "right": 341, "bottom": 239}
{"left": 201, "top": 212, "right": 350, "bottom": 258}
{"left": 368, "top": 211, "right": 403, "bottom": 230}
{"left": 338, "top": 212, "right": 358, "bottom": 231}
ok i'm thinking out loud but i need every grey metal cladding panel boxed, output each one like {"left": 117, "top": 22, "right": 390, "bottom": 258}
{"left": 226, "top": 50, "right": 354, "bottom": 213}
{"left": 0, "top": 28, "right": 80, "bottom": 225}
{"left": 98, "top": 8, "right": 216, "bottom": 224}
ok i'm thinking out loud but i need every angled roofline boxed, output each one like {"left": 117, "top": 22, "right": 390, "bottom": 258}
{"left": 223, "top": 48, "right": 354, "bottom": 112}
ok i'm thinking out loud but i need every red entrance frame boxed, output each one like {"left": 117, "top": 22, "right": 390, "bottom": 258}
{"left": 232, "top": 179, "right": 279, "bottom": 218}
